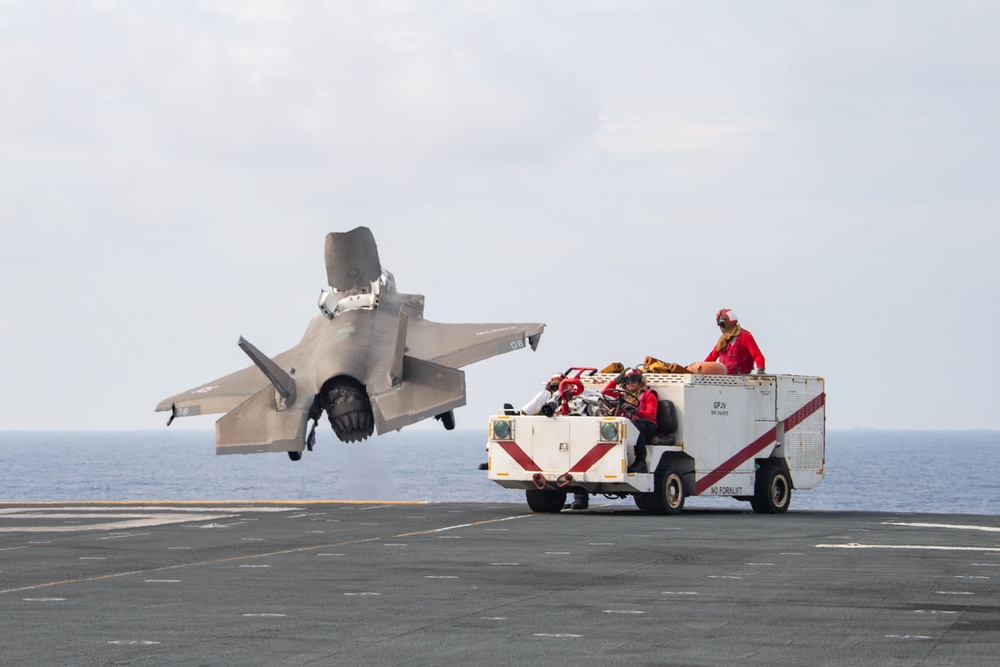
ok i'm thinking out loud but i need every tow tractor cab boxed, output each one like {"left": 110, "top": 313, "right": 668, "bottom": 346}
{"left": 486, "top": 371, "right": 825, "bottom": 514}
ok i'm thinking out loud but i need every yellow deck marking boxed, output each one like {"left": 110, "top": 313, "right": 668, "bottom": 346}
{"left": 0, "top": 500, "right": 429, "bottom": 507}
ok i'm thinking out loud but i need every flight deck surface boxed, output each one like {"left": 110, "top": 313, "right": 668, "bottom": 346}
{"left": 2, "top": 501, "right": 998, "bottom": 666}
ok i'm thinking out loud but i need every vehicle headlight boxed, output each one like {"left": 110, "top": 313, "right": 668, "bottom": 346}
{"left": 600, "top": 421, "right": 619, "bottom": 442}
{"left": 493, "top": 419, "right": 512, "bottom": 440}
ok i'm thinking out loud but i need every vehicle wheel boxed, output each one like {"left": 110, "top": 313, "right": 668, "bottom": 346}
{"left": 650, "top": 467, "right": 685, "bottom": 515}
{"left": 633, "top": 493, "right": 654, "bottom": 511}
{"left": 525, "top": 489, "right": 567, "bottom": 513}
{"left": 751, "top": 467, "right": 792, "bottom": 514}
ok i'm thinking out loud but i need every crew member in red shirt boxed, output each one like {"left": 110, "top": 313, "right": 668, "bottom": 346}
{"left": 603, "top": 368, "right": 657, "bottom": 473}
{"left": 705, "top": 309, "right": 766, "bottom": 375}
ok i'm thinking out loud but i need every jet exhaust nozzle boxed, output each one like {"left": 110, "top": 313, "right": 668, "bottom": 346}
{"left": 319, "top": 376, "right": 375, "bottom": 443}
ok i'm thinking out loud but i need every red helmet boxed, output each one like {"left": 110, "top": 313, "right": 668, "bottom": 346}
{"left": 716, "top": 308, "right": 738, "bottom": 328}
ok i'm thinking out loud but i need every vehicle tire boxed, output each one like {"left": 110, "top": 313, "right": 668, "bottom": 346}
{"left": 650, "top": 467, "right": 685, "bottom": 515}
{"left": 288, "top": 451, "right": 302, "bottom": 461}
{"left": 525, "top": 490, "right": 567, "bottom": 513}
{"left": 751, "top": 467, "right": 792, "bottom": 514}
{"left": 633, "top": 493, "right": 655, "bottom": 511}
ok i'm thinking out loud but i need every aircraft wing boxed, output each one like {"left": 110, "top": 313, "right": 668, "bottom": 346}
{"left": 154, "top": 361, "right": 277, "bottom": 419}
{"left": 404, "top": 320, "right": 544, "bottom": 369}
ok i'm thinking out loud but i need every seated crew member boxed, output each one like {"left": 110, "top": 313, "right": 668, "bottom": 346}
{"left": 603, "top": 368, "right": 657, "bottom": 473}
{"left": 705, "top": 308, "right": 766, "bottom": 375}
{"left": 520, "top": 374, "right": 590, "bottom": 510}
{"left": 520, "top": 373, "right": 564, "bottom": 415}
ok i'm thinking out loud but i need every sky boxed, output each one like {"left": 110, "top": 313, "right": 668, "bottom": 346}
{"left": 1, "top": 0, "right": 997, "bottom": 433}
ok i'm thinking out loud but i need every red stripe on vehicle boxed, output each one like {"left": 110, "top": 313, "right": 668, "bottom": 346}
{"left": 783, "top": 393, "right": 826, "bottom": 431}
{"left": 568, "top": 443, "right": 617, "bottom": 473}
{"left": 497, "top": 441, "right": 541, "bottom": 472}
{"left": 695, "top": 393, "right": 825, "bottom": 495}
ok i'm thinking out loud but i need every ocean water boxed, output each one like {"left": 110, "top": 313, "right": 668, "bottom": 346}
{"left": 1, "top": 429, "right": 998, "bottom": 515}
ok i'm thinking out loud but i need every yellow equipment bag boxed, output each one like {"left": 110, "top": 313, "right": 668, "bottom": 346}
{"left": 643, "top": 356, "right": 690, "bottom": 374}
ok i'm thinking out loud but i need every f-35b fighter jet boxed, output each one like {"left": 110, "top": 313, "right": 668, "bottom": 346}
{"left": 156, "top": 227, "right": 544, "bottom": 459}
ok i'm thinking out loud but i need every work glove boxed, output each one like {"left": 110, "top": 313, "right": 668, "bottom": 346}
{"left": 756, "top": 368, "right": 767, "bottom": 375}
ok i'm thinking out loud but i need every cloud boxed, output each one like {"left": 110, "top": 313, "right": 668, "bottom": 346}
{"left": 1, "top": 1, "right": 998, "bottom": 431}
